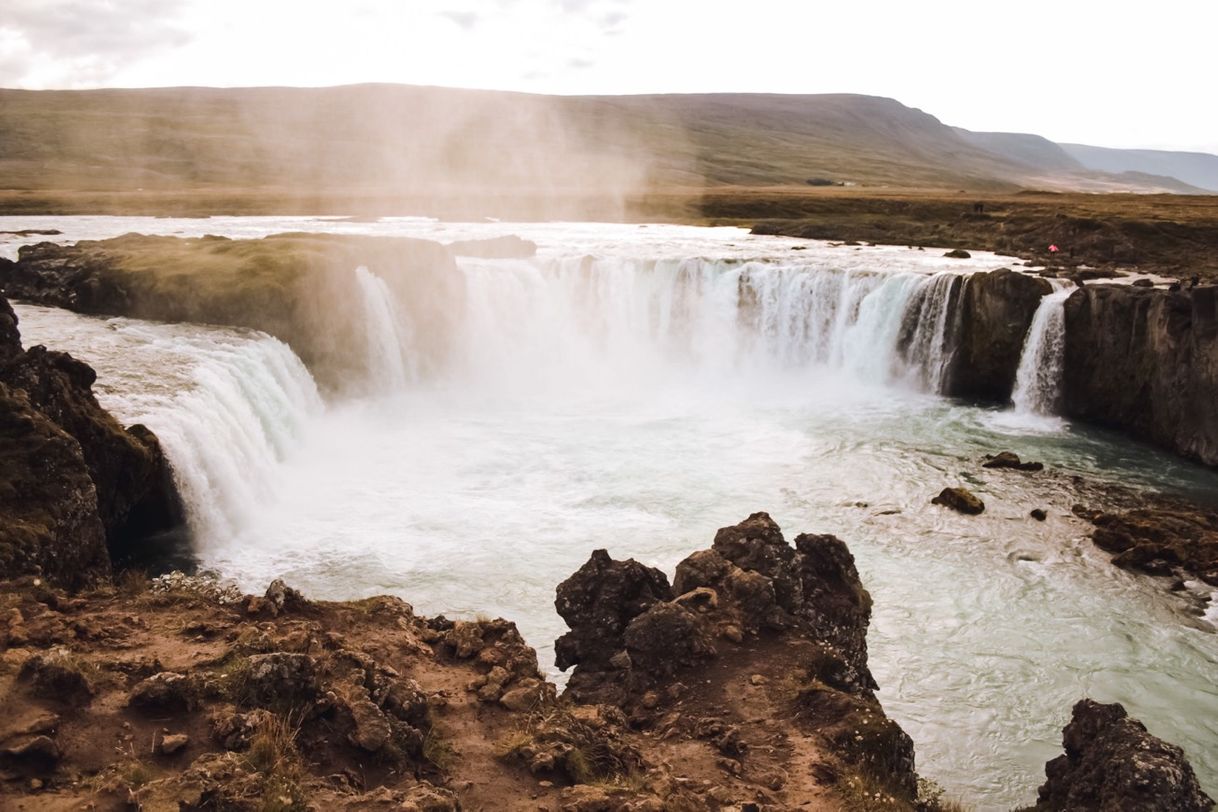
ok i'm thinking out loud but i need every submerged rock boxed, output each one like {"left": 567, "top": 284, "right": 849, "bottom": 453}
{"left": 982, "top": 451, "right": 1044, "bottom": 471}
{"left": 931, "top": 487, "right": 986, "bottom": 515}
{"left": 944, "top": 249, "right": 972, "bottom": 259}
{"left": 1036, "top": 699, "right": 1214, "bottom": 811}
{"left": 1088, "top": 504, "right": 1218, "bottom": 585}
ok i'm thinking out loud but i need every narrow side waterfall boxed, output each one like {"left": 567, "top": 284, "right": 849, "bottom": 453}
{"left": 1011, "top": 286, "right": 1074, "bottom": 415}
{"left": 355, "top": 265, "right": 416, "bottom": 392}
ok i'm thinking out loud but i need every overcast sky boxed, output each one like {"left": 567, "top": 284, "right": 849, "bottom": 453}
{"left": 2, "top": 0, "right": 1214, "bottom": 154}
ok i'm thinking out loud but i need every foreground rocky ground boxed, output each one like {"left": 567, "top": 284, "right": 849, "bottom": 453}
{"left": 4, "top": 515, "right": 1212, "bottom": 811}
{"left": 0, "top": 514, "right": 922, "bottom": 811}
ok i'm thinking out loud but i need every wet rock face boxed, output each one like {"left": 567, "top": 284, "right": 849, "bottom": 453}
{"left": 1063, "top": 283, "right": 1218, "bottom": 467}
{"left": 1089, "top": 505, "right": 1218, "bottom": 585}
{"left": 0, "top": 294, "right": 185, "bottom": 584}
{"left": 946, "top": 268, "right": 1052, "bottom": 401}
{"left": 1036, "top": 699, "right": 1214, "bottom": 811}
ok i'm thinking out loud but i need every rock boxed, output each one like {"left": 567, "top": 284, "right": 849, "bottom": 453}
{"left": 1132, "top": 278, "right": 1155, "bottom": 287}
{"left": 0, "top": 294, "right": 185, "bottom": 583}
{"left": 158, "top": 732, "right": 189, "bottom": 755}
{"left": 943, "top": 249, "right": 971, "bottom": 258}
{"left": 1031, "top": 508, "right": 1048, "bottom": 522}
{"left": 18, "top": 651, "right": 95, "bottom": 705}
{"left": 982, "top": 451, "right": 1044, "bottom": 471}
{"left": 129, "top": 671, "right": 198, "bottom": 713}
{"left": 1036, "top": 699, "right": 1213, "bottom": 811}
{"left": 500, "top": 681, "right": 544, "bottom": 712}
{"left": 445, "top": 621, "right": 486, "bottom": 658}
{"left": 1, "top": 735, "right": 60, "bottom": 765}
{"left": 242, "top": 652, "right": 319, "bottom": 707}
{"left": 946, "top": 269, "right": 1053, "bottom": 401}
{"left": 554, "top": 549, "right": 672, "bottom": 673}
{"left": 1063, "top": 284, "right": 1218, "bottom": 466}
{"left": 623, "top": 602, "right": 715, "bottom": 678}
{"left": 263, "top": 578, "right": 307, "bottom": 615}
{"left": 347, "top": 698, "right": 393, "bottom": 751}
{"left": 1088, "top": 505, "right": 1218, "bottom": 584}
{"left": 209, "top": 708, "right": 275, "bottom": 751}
{"left": 0, "top": 381, "right": 111, "bottom": 588}
{"left": 932, "top": 487, "right": 985, "bottom": 515}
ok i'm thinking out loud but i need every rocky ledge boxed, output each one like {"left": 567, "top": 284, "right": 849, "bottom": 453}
{"left": 0, "top": 295, "right": 184, "bottom": 587}
{"left": 0, "top": 233, "right": 463, "bottom": 392}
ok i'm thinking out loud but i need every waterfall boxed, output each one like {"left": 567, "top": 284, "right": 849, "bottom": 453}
{"left": 355, "top": 265, "right": 416, "bottom": 392}
{"left": 1011, "top": 286, "right": 1074, "bottom": 415}
{"left": 8, "top": 304, "right": 325, "bottom": 548}
{"left": 450, "top": 256, "right": 965, "bottom": 395}
{"left": 146, "top": 336, "right": 324, "bottom": 544}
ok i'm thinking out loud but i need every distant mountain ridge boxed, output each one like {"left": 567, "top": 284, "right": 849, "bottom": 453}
{"left": 0, "top": 84, "right": 1211, "bottom": 199}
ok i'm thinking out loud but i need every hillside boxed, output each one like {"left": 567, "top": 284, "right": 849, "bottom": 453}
{"left": 1062, "top": 144, "right": 1218, "bottom": 192}
{"left": 0, "top": 84, "right": 1209, "bottom": 214}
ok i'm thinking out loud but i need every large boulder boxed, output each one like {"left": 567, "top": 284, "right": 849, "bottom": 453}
{"left": 0, "top": 382, "right": 110, "bottom": 587}
{"left": 554, "top": 549, "right": 673, "bottom": 674}
{"left": 946, "top": 268, "right": 1052, "bottom": 401}
{"left": 0, "top": 296, "right": 185, "bottom": 576}
{"left": 1036, "top": 699, "right": 1213, "bottom": 811}
{"left": 1063, "top": 283, "right": 1218, "bottom": 466}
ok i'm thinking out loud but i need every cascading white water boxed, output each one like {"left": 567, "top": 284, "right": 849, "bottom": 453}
{"left": 1012, "top": 286, "right": 1074, "bottom": 415}
{"left": 450, "top": 256, "right": 962, "bottom": 396}
{"left": 355, "top": 264, "right": 416, "bottom": 392}
{"left": 9, "top": 305, "right": 324, "bottom": 545}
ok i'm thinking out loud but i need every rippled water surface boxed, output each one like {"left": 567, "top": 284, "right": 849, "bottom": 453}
{"left": 6, "top": 216, "right": 1218, "bottom": 810}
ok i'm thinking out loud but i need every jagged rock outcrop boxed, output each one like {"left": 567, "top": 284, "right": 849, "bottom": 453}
{"left": 555, "top": 512, "right": 916, "bottom": 799}
{"left": 946, "top": 268, "right": 1052, "bottom": 400}
{"left": 1063, "top": 283, "right": 1218, "bottom": 466}
{"left": 1085, "top": 503, "right": 1218, "bottom": 585}
{"left": 1036, "top": 699, "right": 1214, "bottom": 811}
{"left": 0, "top": 295, "right": 184, "bottom": 584}
{"left": 0, "top": 233, "right": 463, "bottom": 391}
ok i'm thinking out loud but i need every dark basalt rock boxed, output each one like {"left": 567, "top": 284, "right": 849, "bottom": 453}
{"left": 982, "top": 451, "right": 1044, "bottom": 471}
{"left": 944, "top": 249, "right": 971, "bottom": 259}
{"left": 931, "top": 486, "right": 986, "bottom": 515}
{"left": 555, "top": 513, "right": 913, "bottom": 795}
{"left": 1089, "top": 505, "right": 1218, "bottom": 585}
{"left": 0, "top": 295, "right": 186, "bottom": 581}
{"left": 1036, "top": 699, "right": 1214, "bottom": 811}
{"left": 554, "top": 549, "right": 673, "bottom": 674}
{"left": 946, "top": 269, "right": 1053, "bottom": 401}
{"left": 1063, "top": 283, "right": 1218, "bottom": 467}
{"left": 0, "top": 382, "right": 111, "bottom": 588}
